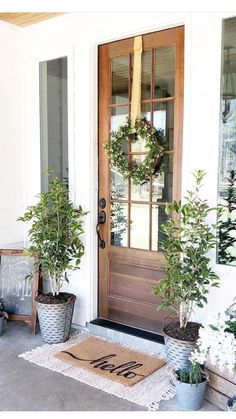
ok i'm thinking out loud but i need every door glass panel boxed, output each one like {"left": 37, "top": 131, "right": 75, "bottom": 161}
{"left": 154, "top": 101, "right": 174, "bottom": 150}
{"left": 131, "top": 132, "right": 149, "bottom": 153}
{"left": 111, "top": 106, "right": 129, "bottom": 132}
{"left": 131, "top": 103, "right": 151, "bottom": 153}
{"left": 152, "top": 155, "right": 173, "bottom": 202}
{"left": 108, "top": 41, "right": 177, "bottom": 253}
{"left": 131, "top": 154, "right": 146, "bottom": 165}
{"left": 110, "top": 165, "right": 128, "bottom": 200}
{"left": 131, "top": 179, "right": 150, "bottom": 201}
{"left": 39, "top": 57, "right": 68, "bottom": 192}
{"left": 154, "top": 45, "right": 175, "bottom": 99}
{"left": 110, "top": 203, "right": 128, "bottom": 247}
{"left": 141, "top": 50, "right": 151, "bottom": 100}
{"left": 152, "top": 205, "right": 169, "bottom": 251}
{"left": 111, "top": 56, "right": 129, "bottom": 104}
{"left": 141, "top": 102, "right": 151, "bottom": 123}
{"left": 130, "top": 204, "right": 149, "bottom": 249}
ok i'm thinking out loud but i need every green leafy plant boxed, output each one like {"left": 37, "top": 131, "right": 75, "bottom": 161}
{"left": 152, "top": 170, "right": 222, "bottom": 329}
{"left": 18, "top": 177, "right": 87, "bottom": 296}
{"left": 177, "top": 362, "right": 206, "bottom": 385}
{"left": 104, "top": 117, "right": 165, "bottom": 185}
{"left": 226, "top": 296, "right": 236, "bottom": 318}
{"left": 224, "top": 297, "right": 236, "bottom": 337}
{"left": 225, "top": 320, "right": 236, "bottom": 337}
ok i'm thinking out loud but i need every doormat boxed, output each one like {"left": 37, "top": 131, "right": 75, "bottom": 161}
{"left": 18, "top": 331, "right": 175, "bottom": 411}
{"left": 55, "top": 335, "right": 166, "bottom": 387}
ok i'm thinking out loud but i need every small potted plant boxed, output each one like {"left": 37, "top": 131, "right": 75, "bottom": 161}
{"left": 0, "top": 302, "right": 9, "bottom": 336}
{"left": 18, "top": 177, "right": 87, "bottom": 344}
{"left": 175, "top": 360, "right": 208, "bottom": 411}
{"left": 152, "top": 170, "right": 222, "bottom": 370}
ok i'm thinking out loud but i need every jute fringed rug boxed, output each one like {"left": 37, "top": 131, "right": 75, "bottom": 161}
{"left": 55, "top": 336, "right": 166, "bottom": 387}
{"left": 18, "top": 332, "right": 175, "bottom": 410}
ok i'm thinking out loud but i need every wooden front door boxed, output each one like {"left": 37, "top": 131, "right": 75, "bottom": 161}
{"left": 98, "top": 27, "right": 184, "bottom": 334}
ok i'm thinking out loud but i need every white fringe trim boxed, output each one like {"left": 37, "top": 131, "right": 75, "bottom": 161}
{"left": 18, "top": 331, "right": 175, "bottom": 411}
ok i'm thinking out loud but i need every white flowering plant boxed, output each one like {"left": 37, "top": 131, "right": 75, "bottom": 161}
{"left": 190, "top": 305, "right": 236, "bottom": 373}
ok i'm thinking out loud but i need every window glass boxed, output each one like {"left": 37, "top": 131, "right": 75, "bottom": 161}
{"left": 39, "top": 57, "right": 68, "bottom": 191}
{"left": 154, "top": 45, "right": 175, "bottom": 99}
{"left": 111, "top": 56, "right": 129, "bottom": 104}
{"left": 217, "top": 17, "right": 236, "bottom": 265}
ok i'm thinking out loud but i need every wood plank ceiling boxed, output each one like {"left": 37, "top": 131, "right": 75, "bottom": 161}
{"left": 0, "top": 13, "right": 64, "bottom": 27}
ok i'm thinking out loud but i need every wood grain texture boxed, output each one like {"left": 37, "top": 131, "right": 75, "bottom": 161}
{"left": 205, "top": 386, "right": 228, "bottom": 411}
{"left": 0, "top": 13, "right": 64, "bottom": 27}
{"left": 205, "top": 361, "right": 236, "bottom": 410}
{"left": 206, "top": 360, "right": 236, "bottom": 384}
{"left": 206, "top": 370, "right": 236, "bottom": 398}
{"left": 98, "top": 44, "right": 110, "bottom": 319}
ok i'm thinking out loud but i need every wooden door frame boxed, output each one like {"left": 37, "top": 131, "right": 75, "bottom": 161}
{"left": 97, "top": 26, "right": 184, "bottom": 325}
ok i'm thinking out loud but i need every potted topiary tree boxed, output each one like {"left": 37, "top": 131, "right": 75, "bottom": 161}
{"left": 18, "top": 177, "right": 87, "bottom": 344}
{"left": 152, "top": 170, "right": 222, "bottom": 370}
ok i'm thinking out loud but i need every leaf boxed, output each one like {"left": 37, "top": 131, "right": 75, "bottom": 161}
{"left": 209, "top": 324, "right": 219, "bottom": 331}
{"left": 165, "top": 205, "right": 171, "bottom": 216}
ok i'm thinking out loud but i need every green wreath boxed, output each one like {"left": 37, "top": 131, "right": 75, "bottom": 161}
{"left": 104, "top": 117, "right": 165, "bottom": 185}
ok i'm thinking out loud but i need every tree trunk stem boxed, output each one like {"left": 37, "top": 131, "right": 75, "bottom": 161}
{"left": 179, "top": 301, "right": 192, "bottom": 329}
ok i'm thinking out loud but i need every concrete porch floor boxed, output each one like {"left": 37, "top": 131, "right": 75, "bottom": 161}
{"left": 0, "top": 321, "right": 220, "bottom": 412}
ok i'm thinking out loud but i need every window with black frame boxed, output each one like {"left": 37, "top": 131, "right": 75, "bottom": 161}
{"left": 217, "top": 17, "right": 236, "bottom": 266}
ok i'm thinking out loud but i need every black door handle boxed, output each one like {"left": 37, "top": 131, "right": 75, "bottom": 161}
{"left": 96, "top": 210, "right": 106, "bottom": 249}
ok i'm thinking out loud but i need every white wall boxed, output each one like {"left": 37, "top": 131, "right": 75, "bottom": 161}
{"left": 182, "top": 13, "right": 236, "bottom": 324}
{"left": 17, "top": 11, "right": 236, "bottom": 327}
{"left": 0, "top": 22, "right": 24, "bottom": 244}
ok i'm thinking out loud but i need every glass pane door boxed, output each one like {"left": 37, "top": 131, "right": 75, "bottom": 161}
{"left": 109, "top": 45, "right": 175, "bottom": 252}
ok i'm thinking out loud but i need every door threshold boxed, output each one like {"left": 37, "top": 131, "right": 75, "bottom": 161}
{"left": 89, "top": 318, "right": 165, "bottom": 345}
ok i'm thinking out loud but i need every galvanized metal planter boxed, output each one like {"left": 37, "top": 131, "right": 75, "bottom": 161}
{"left": 36, "top": 294, "right": 76, "bottom": 344}
{"left": 175, "top": 379, "right": 207, "bottom": 410}
{"left": 163, "top": 326, "right": 197, "bottom": 370}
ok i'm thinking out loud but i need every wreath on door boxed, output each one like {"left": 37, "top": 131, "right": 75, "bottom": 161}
{"left": 104, "top": 117, "right": 165, "bottom": 185}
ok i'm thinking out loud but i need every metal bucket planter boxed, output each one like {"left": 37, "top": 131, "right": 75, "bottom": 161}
{"left": 175, "top": 378, "right": 207, "bottom": 410}
{"left": 0, "top": 316, "right": 4, "bottom": 337}
{"left": 163, "top": 326, "right": 197, "bottom": 370}
{"left": 36, "top": 293, "right": 76, "bottom": 344}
